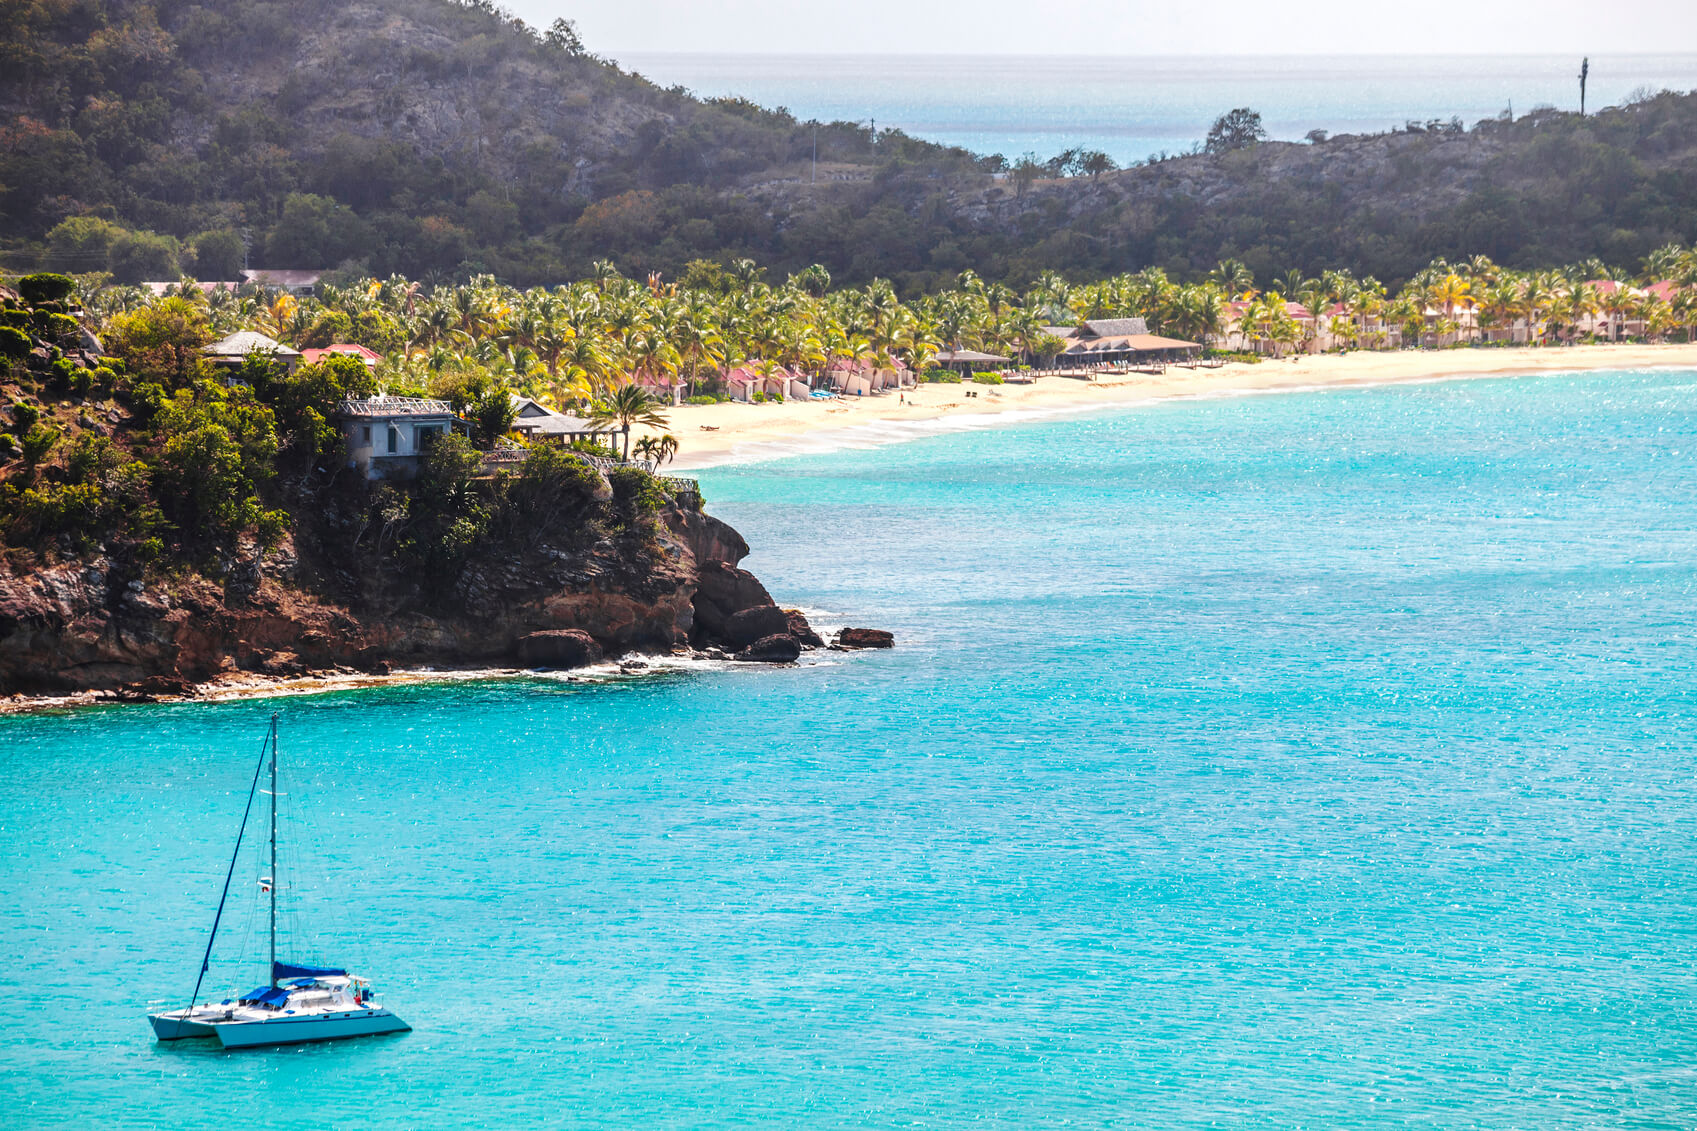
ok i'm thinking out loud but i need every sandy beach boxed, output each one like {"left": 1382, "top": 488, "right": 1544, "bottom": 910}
{"left": 661, "top": 343, "right": 1697, "bottom": 470}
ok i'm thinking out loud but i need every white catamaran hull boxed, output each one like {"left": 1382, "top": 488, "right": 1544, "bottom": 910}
{"left": 213, "top": 1009, "right": 410, "bottom": 1048}
{"left": 148, "top": 1012, "right": 220, "bottom": 1040}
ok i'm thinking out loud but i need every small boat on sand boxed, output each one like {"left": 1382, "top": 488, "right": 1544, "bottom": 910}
{"left": 147, "top": 715, "right": 409, "bottom": 1049}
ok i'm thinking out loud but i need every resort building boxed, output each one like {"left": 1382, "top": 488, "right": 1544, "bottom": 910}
{"left": 509, "top": 396, "right": 607, "bottom": 444}
{"left": 241, "top": 269, "right": 323, "bottom": 295}
{"left": 142, "top": 281, "right": 241, "bottom": 297}
{"left": 932, "top": 349, "right": 1011, "bottom": 375}
{"left": 338, "top": 395, "right": 468, "bottom": 479}
{"left": 300, "top": 344, "right": 383, "bottom": 368}
{"left": 204, "top": 330, "right": 301, "bottom": 373}
{"left": 1049, "top": 318, "right": 1201, "bottom": 364}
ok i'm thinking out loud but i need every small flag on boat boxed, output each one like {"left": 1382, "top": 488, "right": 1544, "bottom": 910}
{"left": 258, "top": 876, "right": 272, "bottom": 893}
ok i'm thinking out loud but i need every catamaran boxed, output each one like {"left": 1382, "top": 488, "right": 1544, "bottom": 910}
{"left": 147, "top": 714, "right": 410, "bottom": 1049}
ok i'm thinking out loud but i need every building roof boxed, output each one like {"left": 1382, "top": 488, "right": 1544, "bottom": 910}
{"left": 143, "top": 281, "right": 241, "bottom": 296}
{"left": 338, "top": 395, "right": 456, "bottom": 419}
{"left": 934, "top": 348, "right": 1011, "bottom": 364}
{"left": 205, "top": 331, "right": 300, "bottom": 358}
{"left": 1079, "top": 317, "right": 1149, "bottom": 338}
{"left": 242, "top": 269, "right": 322, "bottom": 289}
{"left": 509, "top": 396, "right": 601, "bottom": 434}
{"left": 300, "top": 344, "right": 382, "bottom": 366}
{"left": 1063, "top": 333, "right": 1198, "bottom": 353}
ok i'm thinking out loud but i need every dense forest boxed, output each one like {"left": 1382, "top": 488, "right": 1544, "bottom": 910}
{"left": 3, "top": 0, "right": 1697, "bottom": 293}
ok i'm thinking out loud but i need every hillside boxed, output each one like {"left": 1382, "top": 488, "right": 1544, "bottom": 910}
{"left": 4, "top": 0, "right": 1697, "bottom": 290}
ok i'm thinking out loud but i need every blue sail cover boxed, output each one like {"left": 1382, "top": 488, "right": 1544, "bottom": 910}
{"left": 274, "top": 961, "right": 346, "bottom": 981}
{"left": 240, "top": 986, "right": 290, "bottom": 1006}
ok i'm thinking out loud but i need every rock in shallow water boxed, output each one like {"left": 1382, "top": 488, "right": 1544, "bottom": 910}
{"left": 515, "top": 629, "right": 603, "bottom": 668}
{"left": 785, "top": 609, "right": 825, "bottom": 648}
{"left": 834, "top": 627, "right": 895, "bottom": 649}
{"left": 735, "top": 634, "right": 802, "bottom": 663}
{"left": 724, "top": 604, "right": 792, "bottom": 648}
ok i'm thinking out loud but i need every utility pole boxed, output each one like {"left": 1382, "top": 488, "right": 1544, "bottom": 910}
{"left": 1579, "top": 57, "right": 1589, "bottom": 116}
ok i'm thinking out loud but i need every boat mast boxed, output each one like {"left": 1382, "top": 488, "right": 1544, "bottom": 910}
{"left": 184, "top": 718, "right": 272, "bottom": 1012}
{"left": 269, "top": 712, "right": 278, "bottom": 988}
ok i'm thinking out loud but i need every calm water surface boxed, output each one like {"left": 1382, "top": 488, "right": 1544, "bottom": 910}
{"left": 4, "top": 369, "right": 1697, "bottom": 1126}
{"left": 622, "top": 52, "right": 1697, "bottom": 165}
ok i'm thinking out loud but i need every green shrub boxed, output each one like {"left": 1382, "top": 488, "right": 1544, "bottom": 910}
{"left": 0, "top": 434, "right": 18, "bottom": 460}
{"left": 11, "top": 402, "right": 40, "bottom": 432}
{"left": 8, "top": 482, "right": 104, "bottom": 544}
{"left": 65, "top": 434, "right": 124, "bottom": 486}
{"left": 567, "top": 437, "right": 618, "bottom": 459}
{"left": 256, "top": 508, "right": 290, "bottom": 548}
{"left": 0, "top": 310, "right": 28, "bottom": 330}
{"left": 685, "top": 394, "right": 721, "bottom": 405}
{"left": 104, "top": 298, "right": 212, "bottom": 389}
{"left": 751, "top": 391, "right": 767, "bottom": 403}
{"left": 971, "top": 372, "right": 1003, "bottom": 384}
{"left": 607, "top": 464, "right": 668, "bottom": 525}
{"left": 128, "top": 381, "right": 169, "bottom": 421}
{"left": 19, "top": 423, "right": 61, "bottom": 469}
{"left": 17, "top": 274, "right": 76, "bottom": 307}
{"left": 48, "top": 357, "right": 79, "bottom": 393}
{"left": 922, "top": 369, "right": 961, "bottom": 383}
{"left": 43, "top": 314, "right": 81, "bottom": 346}
{"left": 506, "top": 444, "right": 605, "bottom": 540}
{"left": 136, "top": 536, "right": 165, "bottom": 563}
{"left": 0, "top": 326, "right": 31, "bottom": 360}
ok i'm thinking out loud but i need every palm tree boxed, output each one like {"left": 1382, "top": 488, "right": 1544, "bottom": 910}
{"left": 1430, "top": 273, "right": 1473, "bottom": 344}
{"left": 1674, "top": 289, "right": 1697, "bottom": 343}
{"left": 1519, "top": 275, "right": 1556, "bottom": 345}
{"left": 588, "top": 384, "right": 669, "bottom": 460}
{"left": 1598, "top": 283, "right": 1636, "bottom": 342}
{"left": 1208, "top": 259, "right": 1254, "bottom": 299}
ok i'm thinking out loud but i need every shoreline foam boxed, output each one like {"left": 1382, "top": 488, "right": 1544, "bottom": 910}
{"left": 663, "top": 343, "right": 1697, "bottom": 470}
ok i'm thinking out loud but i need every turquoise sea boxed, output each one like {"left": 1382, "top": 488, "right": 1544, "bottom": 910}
{"left": 622, "top": 52, "right": 1697, "bottom": 167}
{"left": 5, "top": 368, "right": 1697, "bottom": 1126}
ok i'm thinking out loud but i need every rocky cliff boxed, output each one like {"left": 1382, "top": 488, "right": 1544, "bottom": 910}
{"left": 0, "top": 489, "right": 836, "bottom": 697}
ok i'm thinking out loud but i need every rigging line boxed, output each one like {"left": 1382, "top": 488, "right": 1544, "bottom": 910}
{"left": 183, "top": 717, "right": 273, "bottom": 1014}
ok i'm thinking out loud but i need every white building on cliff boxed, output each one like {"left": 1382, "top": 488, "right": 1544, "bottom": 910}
{"left": 338, "top": 396, "right": 468, "bottom": 479}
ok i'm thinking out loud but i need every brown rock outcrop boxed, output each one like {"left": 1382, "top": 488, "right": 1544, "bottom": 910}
{"left": 516, "top": 629, "right": 602, "bottom": 668}
{"left": 736, "top": 634, "right": 802, "bottom": 664}
{"left": 723, "top": 605, "right": 792, "bottom": 649}
{"left": 785, "top": 609, "right": 824, "bottom": 648}
{"left": 690, "top": 558, "right": 774, "bottom": 642}
{"left": 835, "top": 628, "right": 895, "bottom": 649}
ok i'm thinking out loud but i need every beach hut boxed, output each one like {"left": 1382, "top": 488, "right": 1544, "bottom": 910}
{"left": 725, "top": 365, "right": 767, "bottom": 403}
{"left": 933, "top": 348, "right": 1011, "bottom": 375}
{"left": 760, "top": 368, "right": 792, "bottom": 401}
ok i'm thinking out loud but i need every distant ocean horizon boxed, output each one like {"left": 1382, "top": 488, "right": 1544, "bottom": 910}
{"left": 620, "top": 52, "right": 1697, "bottom": 167}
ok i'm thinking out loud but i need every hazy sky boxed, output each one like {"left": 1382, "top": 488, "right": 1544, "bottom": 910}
{"left": 507, "top": 0, "right": 1697, "bottom": 57}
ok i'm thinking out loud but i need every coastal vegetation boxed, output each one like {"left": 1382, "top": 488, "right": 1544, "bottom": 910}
{"left": 0, "top": 270, "right": 686, "bottom": 598}
{"left": 4, "top": 239, "right": 1694, "bottom": 575}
